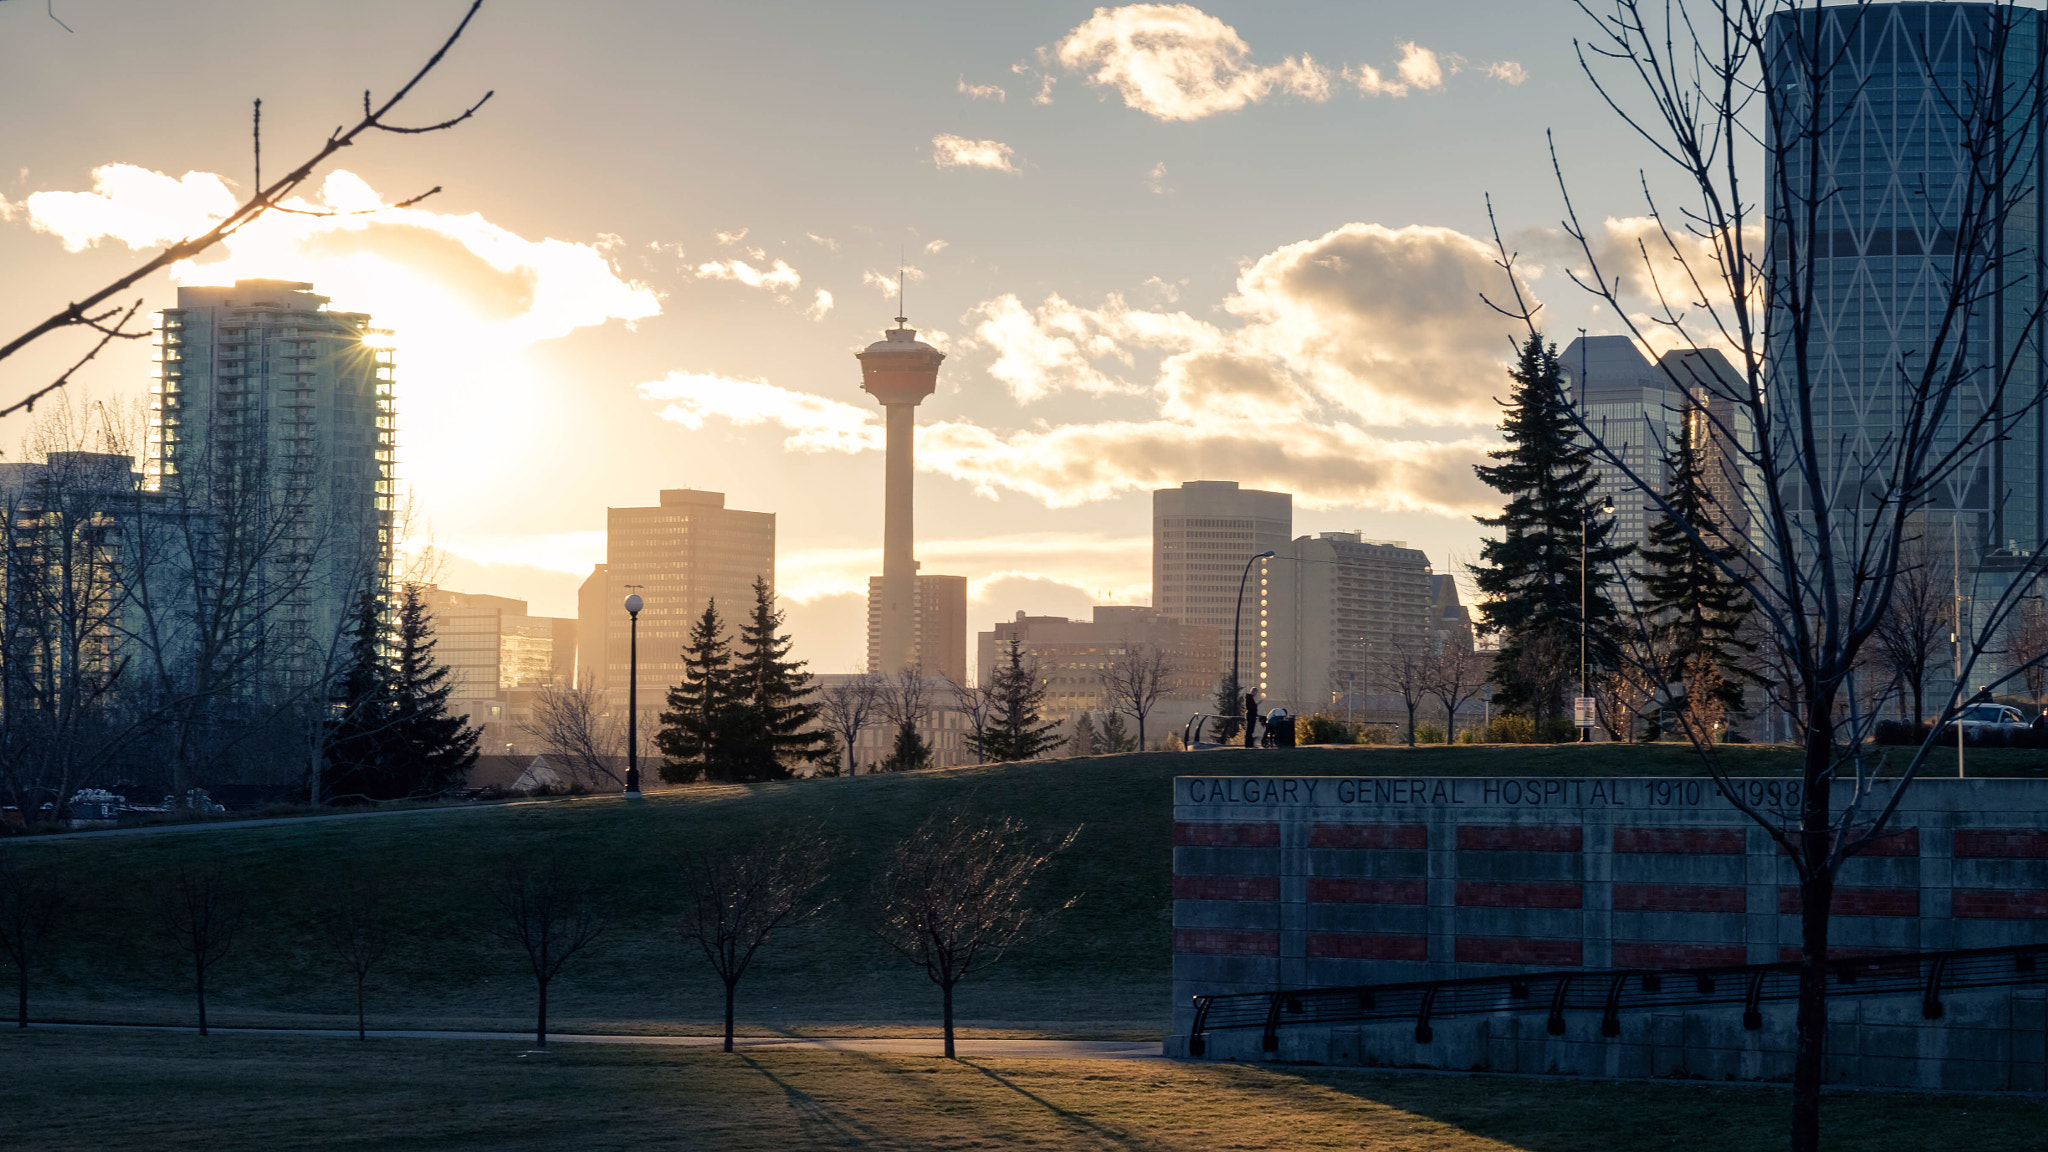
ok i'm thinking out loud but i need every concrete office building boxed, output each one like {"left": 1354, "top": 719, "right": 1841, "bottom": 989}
{"left": 150, "top": 280, "right": 394, "bottom": 678}
{"left": 421, "top": 587, "right": 575, "bottom": 755}
{"left": 576, "top": 489, "right": 774, "bottom": 716}
{"left": 1153, "top": 481, "right": 1293, "bottom": 682}
{"left": 1260, "top": 533, "right": 1433, "bottom": 717}
{"left": 976, "top": 606, "right": 1219, "bottom": 725}
{"left": 1766, "top": 3, "right": 2048, "bottom": 689}
{"left": 1560, "top": 335, "right": 1682, "bottom": 564}
{"left": 866, "top": 573, "right": 968, "bottom": 684}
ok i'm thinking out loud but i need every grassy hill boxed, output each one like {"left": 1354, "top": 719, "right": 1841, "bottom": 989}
{"left": 8, "top": 741, "right": 2020, "bottom": 1038}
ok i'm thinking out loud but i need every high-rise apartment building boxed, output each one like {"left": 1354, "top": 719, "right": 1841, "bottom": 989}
{"left": 150, "top": 280, "right": 394, "bottom": 673}
{"left": 1260, "top": 533, "right": 1433, "bottom": 715}
{"left": 1153, "top": 481, "right": 1293, "bottom": 681}
{"left": 1766, "top": 2, "right": 2047, "bottom": 685}
{"left": 577, "top": 489, "right": 774, "bottom": 708}
{"left": 866, "top": 573, "right": 968, "bottom": 684}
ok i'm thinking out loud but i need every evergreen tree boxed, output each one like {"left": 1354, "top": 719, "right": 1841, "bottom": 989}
{"left": 388, "top": 584, "right": 480, "bottom": 796}
{"left": 1638, "top": 407, "right": 1754, "bottom": 720}
{"left": 1471, "top": 332, "right": 1631, "bottom": 725}
{"left": 1210, "top": 673, "right": 1243, "bottom": 742}
{"left": 325, "top": 591, "right": 397, "bottom": 803}
{"left": 981, "top": 639, "right": 1063, "bottom": 762}
{"left": 725, "top": 578, "right": 831, "bottom": 782}
{"left": 657, "top": 600, "right": 739, "bottom": 783}
{"left": 878, "top": 720, "right": 930, "bottom": 772}
{"left": 1099, "top": 710, "right": 1134, "bottom": 753}
{"left": 1069, "top": 712, "right": 1101, "bottom": 756}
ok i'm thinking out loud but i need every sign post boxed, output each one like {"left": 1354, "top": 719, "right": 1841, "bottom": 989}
{"left": 1573, "top": 696, "right": 1597, "bottom": 731}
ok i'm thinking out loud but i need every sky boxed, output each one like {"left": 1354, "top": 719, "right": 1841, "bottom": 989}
{"left": 0, "top": 0, "right": 1697, "bottom": 674}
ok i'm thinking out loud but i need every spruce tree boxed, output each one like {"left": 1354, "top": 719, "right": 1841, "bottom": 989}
{"left": 1210, "top": 674, "right": 1243, "bottom": 742}
{"left": 388, "top": 584, "right": 480, "bottom": 796}
{"left": 878, "top": 720, "right": 931, "bottom": 772}
{"left": 1472, "top": 332, "right": 1631, "bottom": 726}
{"left": 1069, "top": 713, "right": 1101, "bottom": 756}
{"left": 1638, "top": 408, "right": 1754, "bottom": 723}
{"left": 982, "top": 639, "right": 1062, "bottom": 761}
{"left": 325, "top": 591, "right": 397, "bottom": 803}
{"left": 657, "top": 600, "right": 738, "bottom": 783}
{"left": 725, "top": 578, "right": 831, "bottom": 782}
{"left": 1099, "top": 711, "right": 1134, "bottom": 753}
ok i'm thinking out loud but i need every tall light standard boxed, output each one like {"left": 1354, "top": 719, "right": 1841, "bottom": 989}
{"left": 624, "top": 592, "right": 644, "bottom": 796}
{"left": 1232, "top": 550, "right": 1278, "bottom": 715}
{"left": 1580, "top": 495, "right": 1614, "bottom": 742}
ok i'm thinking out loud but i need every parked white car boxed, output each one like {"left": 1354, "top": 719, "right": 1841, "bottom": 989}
{"left": 1946, "top": 703, "right": 2032, "bottom": 742}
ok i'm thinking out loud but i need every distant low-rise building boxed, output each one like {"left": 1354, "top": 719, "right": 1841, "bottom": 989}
{"left": 420, "top": 587, "right": 575, "bottom": 755}
{"left": 976, "top": 606, "right": 1219, "bottom": 731}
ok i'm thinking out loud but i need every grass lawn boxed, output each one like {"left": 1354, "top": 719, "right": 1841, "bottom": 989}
{"left": 0, "top": 1030, "right": 2038, "bottom": 1152}
{"left": 9, "top": 742, "right": 2038, "bottom": 1037}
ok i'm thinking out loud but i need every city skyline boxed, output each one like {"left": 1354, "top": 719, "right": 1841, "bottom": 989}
{"left": 0, "top": 0, "right": 1675, "bottom": 674}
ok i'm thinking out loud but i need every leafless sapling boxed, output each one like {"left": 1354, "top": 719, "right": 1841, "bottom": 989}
{"left": 157, "top": 867, "right": 243, "bottom": 1036}
{"left": 0, "top": 846, "right": 63, "bottom": 1027}
{"left": 1100, "top": 643, "right": 1171, "bottom": 752}
{"left": 0, "top": 1, "right": 493, "bottom": 417}
{"left": 1381, "top": 636, "right": 1430, "bottom": 746}
{"left": 1423, "top": 635, "right": 1489, "bottom": 743}
{"left": 870, "top": 810, "right": 1078, "bottom": 1058}
{"left": 818, "top": 673, "right": 885, "bottom": 776}
{"left": 319, "top": 867, "right": 389, "bottom": 1041}
{"left": 520, "top": 681, "right": 624, "bottom": 789}
{"left": 487, "top": 852, "right": 604, "bottom": 1046}
{"left": 677, "top": 831, "right": 830, "bottom": 1052}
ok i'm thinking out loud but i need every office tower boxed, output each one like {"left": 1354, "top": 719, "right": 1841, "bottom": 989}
{"left": 421, "top": 587, "right": 575, "bottom": 754}
{"left": 1766, "top": 3, "right": 2045, "bottom": 574}
{"left": 150, "top": 279, "right": 394, "bottom": 674}
{"left": 1561, "top": 335, "right": 1682, "bottom": 563}
{"left": 976, "top": 606, "right": 1219, "bottom": 722}
{"left": 1152, "top": 481, "right": 1293, "bottom": 681}
{"left": 578, "top": 489, "right": 774, "bottom": 712}
{"left": 857, "top": 312, "right": 945, "bottom": 673}
{"left": 576, "top": 563, "right": 608, "bottom": 690}
{"left": 866, "top": 573, "right": 968, "bottom": 684}
{"left": 1260, "top": 533, "right": 1433, "bottom": 715}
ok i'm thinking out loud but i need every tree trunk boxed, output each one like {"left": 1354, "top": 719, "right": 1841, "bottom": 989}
{"left": 723, "top": 980, "right": 736, "bottom": 1053}
{"left": 942, "top": 980, "right": 955, "bottom": 1059}
{"left": 1444, "top": 703, "right": 1457, "bottom": 743}
{"left": 1135, "top": 713, "right": 1146, "bottom": 753}
{"left": 1790, "top": 703, "right": 1836, "bottom": 1152}
{"left": 356, "top": 975, "right": 366, "bottom": 1041}
{"left": 536, "top": 977, "right": 548, "bottom": 1047}
{"left": 196, "top": 959, "right": 208, "bottom": 1036}
{"left": 1405, "top": 702, "right": 1418, "bottom": 746}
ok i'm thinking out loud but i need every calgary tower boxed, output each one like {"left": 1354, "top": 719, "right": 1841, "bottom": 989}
{"left": 856, "top": 295, "right": 945, "bottom": 674}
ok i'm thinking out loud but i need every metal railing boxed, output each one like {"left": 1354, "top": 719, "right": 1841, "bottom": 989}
{"left": 1186, "top": 943, "right": 2048, "bottom": 1056}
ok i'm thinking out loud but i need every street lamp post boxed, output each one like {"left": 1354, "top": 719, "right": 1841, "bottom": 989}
{"left": 1233, "top": 550, "right": 1277, "bottom": 743}
{"left": 1580, "top": 495, "right": 1614, "bottom": 743}
{"left": 624, "top": 592, "right": 644, "bottom": 796}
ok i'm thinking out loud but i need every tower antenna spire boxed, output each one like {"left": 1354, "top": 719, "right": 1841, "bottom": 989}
{"left": 895, "top": 246, "right": 908, "bottom": 327}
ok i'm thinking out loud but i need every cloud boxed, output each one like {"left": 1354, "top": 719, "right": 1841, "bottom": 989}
{"left": 1347, "top": 42, "right": 1445, "bottom": 97}
{"left": 805, "top": 232, "right": 839, "bottom": 251}
{"left": 1148, "top": 161, "right": 1171, "bottom": 194}
{"left": 694, "top": 257, "right": 802, "bottom": 293}
{"left": 932, "top": 134, "right": 1020, "bottom": 173}
{"left": 1055, "top": 3, "right": 1329, "bottom": 121}
{"left": 440, "top": 530, "right": 607, "bottom": 575}
{"left": 862, "top": 266, "right": 926, "bottom": 296}
{"left": 638, "top": 372, "right": 884, "bottom": 454}
{"left": 21, "top": 165, "right": 238, "bottom": 251}
{"left": 966, "top": 291, "right": 1216, "bottom": 402}
{"left": 924, "top": 239, "right": 949, "bottom": 254}
{"left": 958, "top": 76, "right": 1006, "bottom": 102}
{"left": 1486, "top": 60, "right": 1528, "bottom": 85}
{"left": 714, "top": 227, "right": 749, "bottom": 245}
{"left": 804, "top": 289, "right": 835, "bottom": 320}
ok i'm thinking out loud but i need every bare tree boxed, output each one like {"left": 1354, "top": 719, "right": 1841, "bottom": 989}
{"left": 677, "top": 831, "right": 830, "bottom": 1053}
{"left": 1504, "top": 4, "right": 2048, "bottom": 1144}
{"left": 0, "top": 846, "right": 63, "bottom": 1028}
{"left": 2007, "top": 595, "right": 2048, "bottom": 713}
{"left": 1100, "top": 643, "right": 1171, "bottom": 751}
{"left": 487, "top": 852, "right": 603, "bottom": 1047}
{"left": 519, "top": 682, "right": 623, "bottom": 789}
{"left": 878, "top": 667, "right": 932, "bottom": 732}
{"left": 157, "top": 867, "right": 242, "bottom": 1035}
{"left": 1382, "top": 637, "right": 1430, "bottom": 746}
{"left": 818, "top": 673, "right": 884, "bottom": 776}
{"left": 319, "top": 866, "right": 389, "bottom": 1042}
{"left": 1871, "top": 538, "right": 1952, "bottom": 725}
{"left": 1422, "top": 635, "right": 1488, "bottom": 743}
{"left": 870, "top": 810, "right": 1078, "bottom": 1058}
{"left": 0, "top": 1, "right": 492, "bottom": 417}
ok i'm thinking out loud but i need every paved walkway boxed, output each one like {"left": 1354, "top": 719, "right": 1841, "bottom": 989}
{"left": 26, "top": 1021, "right": 1161, "bottom": 1059}
{"left": 12, "top": 793, "right": 599, "bottom": 842}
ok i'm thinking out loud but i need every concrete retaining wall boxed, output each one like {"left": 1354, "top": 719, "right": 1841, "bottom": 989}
{"left": 1170, "top": 775, "right": 2048, "bottom": 1089}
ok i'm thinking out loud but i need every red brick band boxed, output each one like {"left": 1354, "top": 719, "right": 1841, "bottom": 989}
{"left": 1612, "top": 827, "right": 1745, "bottom": 855}
{"left": 1307, "top": 878, "right": 1427, "bottom": 905}
{"left": 1458, "top": 825, "right": 1584, "bottom": 852}
{"left": 1309, "top": 823, "right": 1428, "bottom": 850}
{"left": 1173, "top": 822, "right": 1280, "bottom": 847}
{"left": 1952, "top": 889, "right": 2048, "bottom": 919}
{"left": 1954, "top": 830, "right": 2048, "bottom": 858}
{"left": 1172, "top": 875, "right": 1279, "bottom": 902}
{"left": 1172, "top": 928, "right": 1280, "bottom": 956}
{"left": 1859, "top": 828, "right": 1921, "bottom": 857}
{"left": 1612, "top": 883, "right": 1746, "bottom": 914}
{"left": 1456, "top": 936, "right": 1584, "bottom": 966}
{"left": 1777, "top": 886, "right": 1919, "bottom": 917}
{"left": 1456, "top": 880, "right": 1583, "bottom": 909}
{"left": 1306, "top": 933, "right": 1429, "bottom": 961}
{"left": 1611, "top": 941, "right": 1747, "bottom": 968}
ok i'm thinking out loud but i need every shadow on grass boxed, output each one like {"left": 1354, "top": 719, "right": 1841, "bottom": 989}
{"left": 957, "top": 1060, "right": 1149, "bottom": 1151}
{"left": 736, "top": 1052, "right": 897, "bottom": 1150}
